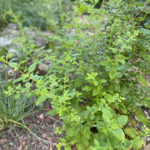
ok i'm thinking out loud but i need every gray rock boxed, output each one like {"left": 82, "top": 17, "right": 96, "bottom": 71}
{"left": 0, "top": 37, "right": 13, "bottom": 47}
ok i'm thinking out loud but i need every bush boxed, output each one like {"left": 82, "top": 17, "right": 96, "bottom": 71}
{"left": 1, "top": 0, "right": 150, "bottom": 149}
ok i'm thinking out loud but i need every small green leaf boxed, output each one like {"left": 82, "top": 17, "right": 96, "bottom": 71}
{"left": 90, "top": 114, "right": 95, "bottom": 120}
{"left": 6, "top": 53, "right": 13, "bottom": 60}
{"left": 80, "top": 110, "right": 90, "bottom": 118}
{"left": 36, "top": 96, "right": 47, "bottom": 106}
{"left": 117, "top": 115, "right": 128, "bottom": 126}
{"left": 31, "top": 75, "right": 40, "bottom": 80}
{"left": 99, "top": 61, "right": 108, "bottom": 66}
{"left": 26, "top": 93, "right": 32, "bottom": 98}
{"left": 110, "top": 48, "right": 117, "bottom": 53}
{"left": 74, "top": 76, "right": 85, "bottom": 87}
{"left": 83, "top": 126, "right": 91, "bottom": 139}
{"left": 82, "top": 136, "right": 89, "bottom": 147}
{"left": 105, "top": 94, "right": 114, "bottom": 102}
{"left": 94, "top": 139, "right": 99, "bottom": 147}
{"left": 112, "top": 128, "right": 125, "bottom": 142}
{"left": 46, "top": 109, "right": 57, "bottom": 116}
{"left": 93, "top": 80, "right": 98, "bottom": 86}
{"left": 136, "top": 108, "right": 149, "bottom": 125}
{"left": 77, "top": 143, "right": 84, "bottom": 150}
{"left": 9, "top": 62, "right": 18, "bottom": 67}
{"left": 15, "top": 94, "right": 20, "bottom": 99}
{"left": 60, "top": 138, "right": 66, "bottom": 143}
{"left": 67, "top": 128, "right": 75, "bottom": 137}
{"left": 117, "top": 58, "right": 125, "bottom": 64}
{"left": 102, "top": 108, "right": 112, "bottom": 120}
{"left": 28, "top": 63, "right": 37, "bottom": 72}
{"left": 78, "top": 5, "right": 86, "bottom": 13}
{"left": 93, "top": 89, "right": 99, "bottom": 96}
{"left": 137, "top": 75, "right": 148, "bottom": 87}
{"left": 25, "top": 82, "right": 31, "bottom": 88}
{"left": 64, "top": 145, "right": 71, "bottom": 150}
{"left": 100, "top": 79, "right": 107, "bottom": 83}
{"left": 132, "top": 138, "right": 145, "bottom": 150}
{"left": 0, "top": 50, "right": 6, "bottom": 57}
{"left": 124, "top": 127, "right": 138, "bottom": 137}
{"left": 109, "top": 70, "right": 117, "bottom": 79}
{"left": 0, "top": 57, "right": 5, "bottom": 61}
{"left": 86, "top": 106, "right": 92, "bottom": 112}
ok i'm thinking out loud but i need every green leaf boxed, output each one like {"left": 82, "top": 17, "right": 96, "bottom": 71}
{"left": 46, "top": 109, "right": 57, "bottom": 116}
{"left": 90, "top": 114, "right": 95, "bottom": 120}
{"left": 117, "top": 58, "right": 125, "bottom": 64}
{"left": 67, "top": 128, "right": 75, "bottom": 137}
{"left": 79, "top": 111, "right": 90, "bottom": 118}
{"left": 78, "top": 5, "right": 86, "bottom": 13}
{"left": 15, "top": 94, "right": 20, "bottom": 99}
{"left": 86, "top": 106, "right": 92, "bottom": 112}
{"left": 137, "top": 75, "right": 148, "bottom": 87}
{"left": 100, "top": 79, "right": 107, "bottom": 84}
{"left": 117, "top": 115, "right": 128, "bottom": 126}
{"left": 25, "top": 82, "right": 31, "bottom": 88}
{"left": 26, "top": 93, "right": 32, "bottom": 98}
{"left": 6, "top": 53, "right": 13, "bottom": 60}
{"left": 136, "top": 108, "right": 149, "bottom": 125}
{"left": 110, "top": 48, "right": 117, "bottom": 53}
{"left": 74, "top": 76, "right": 85, "bottom": 87}
{"left": 93, "top": 89, "right": 99, "bottom": 96}
{"left": 13, "top": 77, "right": 25, "bottom": 83}
{"left": 76, "top": 143, "right": 84, "bottom": 150}
{"left": 30, "top": 75, "right": 40, "bottom": 80}
{"left": 28, "top": 63, "right": 37, "bottom": 72}
{"left": 36, "top": 96, "right": 47, "bottom": 106}
{"left": 94, "top": 139, "right": 99, "bottom": 147}
{"left": 121, "top": 85, "right": 129, "bottom": 96}
{"left": 99, "top": 61, "right": 108, "bottom": 66}
{"left": 64, "top": 145, "right": 71, "bottom": 150}
{"left": 82, "top": 136, "right": 89, "bottom": 147}
{"left": 0, "top": 56, "right": 5, "bottom": 61}
{"left": 124, "top": 127, "right": 138, "bottom": 137}
{"left": 60, "top": 138, "right": 66, "bottom": 143}
{"left": 83, "top": 126, "right": 91, "bottom": 139}
{"left": 132, "top": 138, "right": 145, "bottom": 150}
{"left": 109, "top": 70, "right": 117, "bottom": 79}
{"left": 93, "top": 80, "right": 98, "bottom": 86}
{"left": 105, "top": 94, "right": 114, "bottom": 102}
{"left": 102, "top": 108, "right": 112, "bottom": 120}
{"left": 9, "top": 62, "right": 18, "bottom": 67}
{"left": 0, "top": 50, "right": 6, "bottom": 57}
{"left": 112, "top": 128, "right": 125, "bottom": 142}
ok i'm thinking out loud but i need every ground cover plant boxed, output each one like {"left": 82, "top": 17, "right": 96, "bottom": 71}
{"left": 0, "top": 65, "right": 38, "bottom": 131}
{"left": 1, "top": 0, "right": 150, "bottom": 149}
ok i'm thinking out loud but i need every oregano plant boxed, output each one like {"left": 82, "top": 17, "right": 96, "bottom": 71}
{"left": 1, "top": 0, "right": 150, "bottom": 149}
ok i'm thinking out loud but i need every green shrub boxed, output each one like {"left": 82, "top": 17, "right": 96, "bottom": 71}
{"left": 1, "top": 0, "right": 150, "bottom": 149}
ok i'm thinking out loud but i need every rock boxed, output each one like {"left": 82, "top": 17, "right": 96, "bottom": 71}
{"left": 144, "top": 144, "right": 150, "bottom": 150}
{"left": 0, "top": 37, "right": 13, "bottom": 47}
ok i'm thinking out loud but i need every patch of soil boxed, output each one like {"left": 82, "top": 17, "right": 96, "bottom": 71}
{"left": 0, "top": 103, "right": 65, "bottom": 150}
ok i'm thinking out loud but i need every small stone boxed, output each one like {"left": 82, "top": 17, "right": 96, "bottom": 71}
{"left": 9, "top": 142, "right": 13, "bottom": 145}
{"left": 147, "top": 137, "right": 150, "bottom": 141}
{"left": 0, "top": 37, "right": 13, "bottom": 47}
